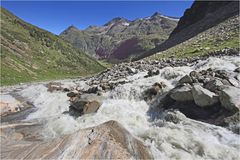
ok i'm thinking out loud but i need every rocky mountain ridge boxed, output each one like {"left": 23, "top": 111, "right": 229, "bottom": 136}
{"left": 60, "top": 12, "right": 178, "bottom": 61}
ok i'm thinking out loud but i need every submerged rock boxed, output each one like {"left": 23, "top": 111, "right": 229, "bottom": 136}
{"left": 47, "top": 82, "right": 63, "bottom": 92}
{"left": 142, "top": 82, "right": 166, "bottom": 101}
{"left": 164, "top": 110, "right": 187, "bottom": 124}
{"left": 85, "top": 86, "right": 98, "bottom": 94}
{"left": 144, "top": 69, "right": 160, "bottom": 78}
{"left": 67, "top": 90, "right": 79, "bottom": 98}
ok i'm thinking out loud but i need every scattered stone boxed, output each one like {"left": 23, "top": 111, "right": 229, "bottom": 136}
{"left": 144, "top": 70, "right": 159, "bottom": 78}
{"left": 85, "top": 86, "right": 98, "bottom": 94}
{"left": 215, "top": 70, "right": 229, "bottom": 79}
{"left": 189, "top": 71, "right": 198, "bottom": 77}
{"left": 126, "top": 67, "right": 137, "bottom": 74}
{"left": 47, "top": 82, "right": 62, "bottom": 92}
{"left": 67, "top": 90, "right": 79, "bottom": 98}
{"left": 63, "top": 88, "right": 70, "bottom": 92}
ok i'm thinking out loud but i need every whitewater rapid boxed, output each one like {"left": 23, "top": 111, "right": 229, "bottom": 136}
{"left": 1, "top": 56, "right": 240, "bottom": 159}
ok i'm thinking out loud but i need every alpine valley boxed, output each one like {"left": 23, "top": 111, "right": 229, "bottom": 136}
{"left": 1, "top": 1, "right": 240, "bottom": 160}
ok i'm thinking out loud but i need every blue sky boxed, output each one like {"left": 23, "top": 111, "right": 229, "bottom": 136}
{"left": 1, "top": 1, "right": 193, "bottom": 35}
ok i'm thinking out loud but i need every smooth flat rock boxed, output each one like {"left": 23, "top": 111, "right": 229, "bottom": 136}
{"left": 1, "top": 120, "right": 152, "bottom": 159}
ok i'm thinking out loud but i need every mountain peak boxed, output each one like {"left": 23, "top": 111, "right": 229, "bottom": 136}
{"left": 60, "top": 25, "right": 79, "bottom": 35}
{"left": 151, "top": 12, "right": 161, "bottom": 17}
{"left": 67, "top": 25, "right": 78, "bottom": 30}
{"left": 104, "top": 17, "right": 129, "bottom": 26}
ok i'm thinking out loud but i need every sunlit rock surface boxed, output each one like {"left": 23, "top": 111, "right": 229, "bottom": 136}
{"left": 1, "top": 120, "right": 152, "bottom": 159}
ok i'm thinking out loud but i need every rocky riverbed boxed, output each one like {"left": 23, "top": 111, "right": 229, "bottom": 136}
{"left": 1, "top": 55, "right": 240, "bottom": 159}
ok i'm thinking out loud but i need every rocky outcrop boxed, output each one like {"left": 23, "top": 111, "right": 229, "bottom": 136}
{"left": 167, "top": 1, "right": 239, "bottom": 52}
{"left": 151, "top": 67, "right": 240, "bottom": 131}
{"left": 1, "top": 120, "right": 152, "bottom": 159}
{"left": 170, "top": 1, "right": 239, "bottom": 36}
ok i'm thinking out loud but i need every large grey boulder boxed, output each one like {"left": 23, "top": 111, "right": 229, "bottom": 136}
{"left": 192, "top": 84, "right": 219, "bottom": 107}
{"left": 170, "top": 84, "right": 193, "bottom": 101}
{"left": 204, "top": 79, "right": 223, "bottom": 92}
{"left": 219, "top": 86, "right": 240, "bottom": 112}
{"left": 68, "top": 94, "right": 103, "bottom": 117}
{"left": 178, "top": 75, "right": 193, "bottom": 84}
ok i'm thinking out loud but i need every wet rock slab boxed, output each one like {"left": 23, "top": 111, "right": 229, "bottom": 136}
{"left": 1, "top": 120, "right": 152, "bottom": 159}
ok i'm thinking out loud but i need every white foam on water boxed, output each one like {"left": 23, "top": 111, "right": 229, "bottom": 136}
{"left": 20, "top": 85, "right": 69, "bottom": 120}
{"left": 194, "top": 56, "right": 240, "bottom": 71}
{"left": 14, "top": 56, "right": 240, "bottom": 159}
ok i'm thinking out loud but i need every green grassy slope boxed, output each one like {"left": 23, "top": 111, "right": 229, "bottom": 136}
{"left": 0, "top": 7, "right": 105, "bottom": 86}
{"left": 148, "top": 15, "right": 239, "bottom": 60}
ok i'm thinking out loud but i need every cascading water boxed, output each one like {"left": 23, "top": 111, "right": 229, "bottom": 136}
{"left": 2, "top": 56, "right": 240, "bottom": 159}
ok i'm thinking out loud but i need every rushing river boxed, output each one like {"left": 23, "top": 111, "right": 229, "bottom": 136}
{"left": 1, "top": 56, "right": 240, "bottom": 159}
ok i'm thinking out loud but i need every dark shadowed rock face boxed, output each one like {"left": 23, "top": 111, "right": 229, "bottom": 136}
{"left": 170, "top": 1, "right": 238, "bottom": 36}
{"left": 168, "top": 1, "right": 239, "bottom": 44}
